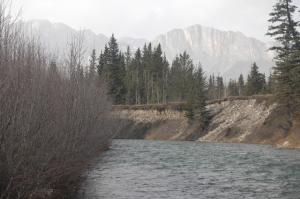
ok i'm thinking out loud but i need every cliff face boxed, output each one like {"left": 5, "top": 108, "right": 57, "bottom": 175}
{"left": 153, "top": 25, "right": 274, "bottom": 78}
{"left": 116, "top": 99, "right": 300, "bottom": 149}
{"left": 116, "top": 110, "right": 203, "bottom": 141}
{"left": 200, "top": 99, "right": 275, "bottom": 143}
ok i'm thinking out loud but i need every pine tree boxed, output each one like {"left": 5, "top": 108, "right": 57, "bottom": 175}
{"left": 132, "top": 48, "right": 143, "bottom": 104}
{"left": 106, "top": 34, "right": 126, "bottom": 104}
{"left": 124, "top": 46, "right": 133, "bottom": 104}
{"left": 152, "top": 44, "right": 164, "bottom": 103}
{"left": 238, "top": 74, "right": 245, "bottom": 96}
{"left": 246, "top": 63, "right": 266, "bottom": 95}
{"left": 216, "top": 76, "right": 224, "bottom": 99}
{"left": 162, "top": 53, "right": 169, "bottom": 103}
{"left": 168, "top": 52, "right": 194, "bottom": 102}
{"left": 266, "top": 73, "right": 276, "bottom": 94}
{"left": 228, "top": 79, "right": 239, "bottom": 96}
{"left": 89, "top": 49, "right": 97, "bottom": 78}
{"left": 267, "top": 0, "right": 300, "bottom": 111}
{"left": 142, "top": 43, "right": 153, "bottom": 104}
{"left": 124, "top": 46, "right": 131, "bottom": 68}
{"left": 97, "top": 45, "right": 109, "bottom": 77}
{"left": 208, "top": 75, "right": 215, "bottom": 100}
{"left": 267, "top": 0, "right": 300, "bottom": 58}
{"left": 186, "top": 66, "right": 209, "bottom": 128}
{"left": 193, "top": 66, "right": 209, "bottom": 127}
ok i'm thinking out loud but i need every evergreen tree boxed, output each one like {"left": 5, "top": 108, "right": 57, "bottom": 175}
{"left": 152, "top": 44, "right": 164, "bottom": 103}
{"left": 238, "top": 74, "right": 245, "bottom": 96}
{"left": 267, "top": 0, "right": 300, "bottom": 58}
{"left": 124, "top": 46, "right": 131, "bottom": 68}
{"left": 169, "top": 52, "right": 194, "bottom": 102}
{"left": 207, "top": 75, "right": 217, "bottom": 100}
{"left": 266, "top": 73, "right": 276, "bottom": 94}
{"left": 124, "top": 46, "right": 133, "bottom": 104}
{"left": 132, "top": 48, "right": 143, "bottom": 104}
{"left": 97, "top": 45, "right": 109, "bottom": 77}
{"left": 216, "top": 76, "right": 224, "bottom": 99}
{"left": 193, "top": 66, "right": 209, "bottom": 126}
{"left": 142, "top": 43, "right": 153, "bottom": 104}
{"left": 162, "top": 53, "right": 169, "bottom": 103}
{"left": 228, "top": 79, "right": 239, "bottom": 96}
{"left": 246, "top": 63, "right": 266, "bottom": 95}
{"left": 267, "top": 0, "right": 300, "bottom": 111}
{"left": 186, "top": 66, "right": 209, "bottom": 128}
{"left": 106, "top": 34, "right": 126, "bottom": 104}
{"left": 89, "top": 49, "right": 97, "bottom": 78}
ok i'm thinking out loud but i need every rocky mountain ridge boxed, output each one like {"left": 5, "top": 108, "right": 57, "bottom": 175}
{"left": 23, "top": 19, "right": 274, "bottom": 78}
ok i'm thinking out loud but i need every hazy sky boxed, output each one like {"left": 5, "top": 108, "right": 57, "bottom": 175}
{"left": 13, "top": 0, "right": 300, "bottom": 41}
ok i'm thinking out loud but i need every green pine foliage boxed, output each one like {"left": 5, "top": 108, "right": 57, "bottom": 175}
{"left": 89, "top": 49, "right": 97, "bottom": 78}
{"left": 97, "top": 35, "right": 126, "bottom": 104}
{"left": 185, "top": 65, "right": 209, "bottom": 126}
{"left": 246, "top": 63, "right": 267, "bottom": 96}
{"left": 228, "top": 79, "right": 239, "bottom": 96}
{"left": 238, "top": 74, "right": 245, "bottom": 96}
{"left": 191, "top": 67, "right": 209, "bottom": 126}
{"left": 94, "top": 33, "right": 277, "bottom": 125}
{"left": 267, "top": 0, "right": 300, "bottom": 112}
{"left": 168, "top": 51, "right": 195, "bottom": 102}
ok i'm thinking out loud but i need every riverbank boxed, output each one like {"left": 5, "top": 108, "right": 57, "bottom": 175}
{"left": 116, "top": 98, "right": 300, "bottom": 149}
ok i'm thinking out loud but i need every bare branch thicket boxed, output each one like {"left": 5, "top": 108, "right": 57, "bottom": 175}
{"left": 0, "top": 2, "right": 117, "bottom": 198}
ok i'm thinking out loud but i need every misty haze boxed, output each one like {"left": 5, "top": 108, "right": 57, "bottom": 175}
{"left": 1, "top": 0, "right": 300, "bottom": 198}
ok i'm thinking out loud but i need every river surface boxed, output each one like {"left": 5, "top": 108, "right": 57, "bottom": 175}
{"left": 80, "top": 140, "right": 300, "bottom": 199}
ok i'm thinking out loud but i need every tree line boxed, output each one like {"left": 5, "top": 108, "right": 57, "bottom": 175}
{"left": 91, "top": 0, "right": 300, "bottom": 123}
{"left": 89, "top": 35, "right": 274, "bottom": 125}
{"left": 91, "top": 37, "right": 273, "bottom": 104}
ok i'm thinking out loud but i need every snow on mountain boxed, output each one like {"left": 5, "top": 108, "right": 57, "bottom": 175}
{"left": 23, "top": 20, "right": 274, "bottom": 79}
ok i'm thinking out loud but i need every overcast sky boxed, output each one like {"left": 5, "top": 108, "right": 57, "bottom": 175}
{"left": 13, "top": 0, "right": 300, "bottom": 41}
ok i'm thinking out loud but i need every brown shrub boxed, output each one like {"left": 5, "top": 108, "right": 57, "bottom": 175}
{"left": 0, "top": 2, "right": 117, "bottom": 198}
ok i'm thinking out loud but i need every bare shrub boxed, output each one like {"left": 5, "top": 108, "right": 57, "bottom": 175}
{"left": 0, "top": 2, "right": 116, "bottom": 198}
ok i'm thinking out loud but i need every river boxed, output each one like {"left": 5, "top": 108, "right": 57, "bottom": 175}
{"left": 80, "top": 140, "right": 300, "bottom": 199}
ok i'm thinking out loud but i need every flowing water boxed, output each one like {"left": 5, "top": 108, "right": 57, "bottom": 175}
{"left": 80, "top": 140, "right": 300, "bottom": 199}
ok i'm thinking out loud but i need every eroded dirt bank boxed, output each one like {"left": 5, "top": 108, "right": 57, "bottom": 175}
{"left": 115, "top": 99, "right": 300, "bottom": 149}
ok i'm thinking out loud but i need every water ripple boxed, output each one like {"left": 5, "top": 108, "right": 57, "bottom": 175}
{"left": 80, "top": 140, "right": 300, "bottom": 199}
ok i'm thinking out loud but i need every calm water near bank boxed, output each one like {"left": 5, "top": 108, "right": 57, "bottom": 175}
{"left": 80, "top": 140, "right": 300, "bottom": 199}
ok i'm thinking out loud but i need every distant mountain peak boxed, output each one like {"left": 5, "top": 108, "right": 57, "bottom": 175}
{"left": 23, "top": 20, "right": 274, "bottom": 78}
{"left": 153, "top": 24, "right": 274, "bottom": 78}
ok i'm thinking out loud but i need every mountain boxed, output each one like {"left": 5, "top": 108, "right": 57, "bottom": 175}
{"left": 22, "top": 20, "right": 146, "bottom": 58}
{"left": 23, "top": 20, "right": 274, "bottom": 79}
{"left": 153, "top": 25, "right": 274, "bottom": 78}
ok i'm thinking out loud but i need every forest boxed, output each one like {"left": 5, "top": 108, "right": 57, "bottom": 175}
{"left": 0, "top": 0, "right": 299, "bottom": 198}
{"left": 92, "top": 0, "right": 299, "bottom": 124}
{"left": 90, "top": 35, "right": 273, "bottom": 123}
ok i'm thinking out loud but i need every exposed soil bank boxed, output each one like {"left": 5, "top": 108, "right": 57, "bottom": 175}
{"left": 115, "top": 99, "right": 300, "bottom": 149}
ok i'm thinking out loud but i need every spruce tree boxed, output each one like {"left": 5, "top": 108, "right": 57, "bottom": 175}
{"left": 208, "top": 75, "right": 215, "bottom": 100}
{"left": 132, "top": 48, "right": 143, "bottom": 104}
{"left": 106, "top": 34, "right": 126, "bottom": 104}
{"left": 186, "top": 66, "right": 209, "bottom": 128}
{"left": 246, "top": 63, "right": 266, "bottom": 95}
{"left": 169, "top": 52, "right": 194, "bottom": 102}
{"left": 193, "top": 66, "right": 209, "bottom": 127}
{"left": 89, "top": 49, "right": 97, "bottom": 78}
{"left": 228, "top": 80, "right": 239, "bottom": 96}
{"left": 216, "top": 76, "right": 224, "bottom": 99}
{"left": 267, "top": 0, "right": 300, "bottom": 111}
{"left": 238, "top": 74, "right": 245, "bottom": 96}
